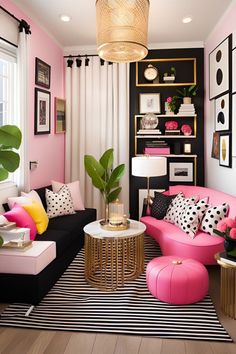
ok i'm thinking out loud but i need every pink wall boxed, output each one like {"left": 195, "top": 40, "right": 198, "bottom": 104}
{"left": 204, "top": 2, "right": 236, "bottom": 196}
{"left": 0, "top": 0, "right": 65, "bottom": 189}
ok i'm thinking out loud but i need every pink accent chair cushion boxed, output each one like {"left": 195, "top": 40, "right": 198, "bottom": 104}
{"left": 141, "top": 185, "right": 236, "bottom": 264}
{"left": 146, "top": 256, "right": 209, "bottom": 304}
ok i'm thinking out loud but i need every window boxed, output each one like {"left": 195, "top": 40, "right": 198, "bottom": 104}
{"left": 0, "top": 48, "right": 17, "bottom": 127}
{"left": 0, "top": 43, "right": 17, "bottom": 184}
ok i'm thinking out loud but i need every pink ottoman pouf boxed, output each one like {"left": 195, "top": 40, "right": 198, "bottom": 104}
{"left": 146, "top": 256, "right": 209, "bottom": 305}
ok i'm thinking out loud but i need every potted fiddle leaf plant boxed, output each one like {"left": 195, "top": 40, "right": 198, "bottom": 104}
{"left": 176, "top": 85, "right": 198, "bottom": 104}
{"left": 84, "top": 148, "right": 125, "bottom": 223}
{"left": 0, "top": 124, "right": 22, "bottom": 247}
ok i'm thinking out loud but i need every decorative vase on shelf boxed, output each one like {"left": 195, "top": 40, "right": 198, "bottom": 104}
{"left": 224, "top": 239, "right": 236, "bottom": 259}
{"left": 141, "top": 113, "right": 159, "bottom": 129}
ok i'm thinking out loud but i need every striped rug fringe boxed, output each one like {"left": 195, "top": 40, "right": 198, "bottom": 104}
{"left": 0, "top": 236, "right": 232, "bottom": 341}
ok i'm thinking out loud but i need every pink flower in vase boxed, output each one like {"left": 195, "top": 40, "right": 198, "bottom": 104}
{"left": 229, "top": 228, "right": 236, "bottom": 239}
{"left": 217, "top": 220, "right": 228, "bottom": 232}
{"left": 167, "top": 96, "right": 172, "bottom": 103}
{"left": 181, "top": 124, "right": 192, "bottom": 136}
{"left": 165, "top": 121, "right": 178, "bottom": 130}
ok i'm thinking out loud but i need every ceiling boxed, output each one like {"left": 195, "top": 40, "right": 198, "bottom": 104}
{"left": 12, "top": 0, "right": 233, "bottom": 50}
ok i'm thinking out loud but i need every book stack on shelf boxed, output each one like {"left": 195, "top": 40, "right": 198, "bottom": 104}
{"left": 137, "top": 129, "right": 161, "bottom": 135}
{"left": 144, "top": 140, "right": 170, "bottom": 155}
{"left": 177, "top": 103, "right": 195, "bottom": 115}
{"left": 165, "top": 129, "right": 180, "bottom": 135}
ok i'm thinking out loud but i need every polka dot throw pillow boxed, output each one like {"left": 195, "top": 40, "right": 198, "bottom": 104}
{"left": 164, "top": 193, "right": 199, "bottom": 225}
{"left": 46, "top": 185, "right": 75, "bottom": 219}
{"left": 178, "top": 199, "right": 209, "bottom": 238}
{"left": 151, "top": 192, "right": 177, "bottom": 219}
{"left": 200, "top": 203, "right": 229, "bottom": 235}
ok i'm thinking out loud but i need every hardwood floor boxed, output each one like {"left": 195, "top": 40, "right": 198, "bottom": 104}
{"left": 0, "top": 266, "right": 235, "bottom": 354}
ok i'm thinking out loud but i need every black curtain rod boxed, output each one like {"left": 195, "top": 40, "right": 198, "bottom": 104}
{"left": 64, "top": 54, "right": 99, "bottom": 58}
{"left": 0, "top": 5, "right": 31, "bottom": 34}
{"left": 0, "top": 5, "right": 21, "bottom": 23}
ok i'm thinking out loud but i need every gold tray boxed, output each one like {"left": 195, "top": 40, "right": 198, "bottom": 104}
{"left": 100, "top": 219, "right": 130, "bottom": 231}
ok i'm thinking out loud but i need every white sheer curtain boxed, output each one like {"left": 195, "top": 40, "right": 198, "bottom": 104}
{"left": 15, "top": 30, "right": 30, "bottom": 191}
{"left": 65, "top": 57, "right": 129, "bottom": 219}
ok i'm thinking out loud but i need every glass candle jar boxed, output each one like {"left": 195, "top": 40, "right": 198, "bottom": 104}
{"left": 109, "top": 199, "right": 124, "bottom": 226}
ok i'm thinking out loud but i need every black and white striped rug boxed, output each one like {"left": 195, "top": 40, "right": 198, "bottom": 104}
{"left": 0, "top": 236, "right": 232, "bottom": 341}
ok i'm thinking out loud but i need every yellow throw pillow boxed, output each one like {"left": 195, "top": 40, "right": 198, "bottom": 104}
{"left": 22, "top": 201, "right": 49, "bottom": 235}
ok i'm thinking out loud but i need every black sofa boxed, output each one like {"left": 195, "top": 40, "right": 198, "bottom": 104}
{"left": 0, "top": 186, "right": 96, "bottom": 305}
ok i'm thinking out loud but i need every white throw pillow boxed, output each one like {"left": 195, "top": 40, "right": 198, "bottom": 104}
{"left": 21, "top": 190, "right": 44, "bottom": 208}
{"left": 8, "top": 196, "right": 32, "bottom": 209}
{"left": 51, "top": 180, "right": 85, "bottom": 211}
{"left": 178, "top": 199, "right": 209, "bottom": 238}
{"left": 200, "top": 203, "right": 229, "bottom": 235}
{"left": 164, "top": 193, "right": 199, "bottom": 225}
{"left": 46, "top": 185, "right": 76, "bottom": 219}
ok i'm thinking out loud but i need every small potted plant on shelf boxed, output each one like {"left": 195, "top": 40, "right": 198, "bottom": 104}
{"left": 163, "top": 66, "right": 176, "bottom": 83}
{"left": 176, "top": 85, "right": 198, "bottom": 104}
{"left": 166, "top": 96, "right": 179, "bottom": 114}
{"left": 181, "top": 124, "right": 192, "bottom": 136}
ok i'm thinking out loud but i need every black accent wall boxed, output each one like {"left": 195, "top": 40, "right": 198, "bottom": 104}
{"left": 129, "top": 48, "right": 204, "bottom": 220}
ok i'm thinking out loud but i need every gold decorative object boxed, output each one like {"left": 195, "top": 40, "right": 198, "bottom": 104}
{"left": 109, "top": 199, "right": 124, "bottom": 226}
{"left": 99, "top": 219, "right": 130, "bottom": 231}
{"left": 84, "top": 220, "right": 145, "bottom": 291}
{"left": 96, "top": 0, "right": 149, "bottom": 63}
{"left": 215, "top": 253, "right": 236, "bottom": 319}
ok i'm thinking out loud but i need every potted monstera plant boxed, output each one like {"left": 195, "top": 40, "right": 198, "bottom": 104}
{"left": 0, "top": 124, "right": 22, "bottom": 247}
{"left": 84, "top": 148, "right": 125, "bottom": 223}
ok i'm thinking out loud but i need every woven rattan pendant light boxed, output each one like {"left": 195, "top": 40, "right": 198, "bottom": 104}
{"left": 96, "top": 0, "right": 149, "bottom": 63}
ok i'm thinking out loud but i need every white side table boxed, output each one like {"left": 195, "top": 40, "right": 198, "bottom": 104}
{"left": 84, "top": 219, "right": 146, "bottom": 291}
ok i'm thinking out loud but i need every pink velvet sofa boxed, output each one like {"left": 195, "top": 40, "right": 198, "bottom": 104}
{"left": 141, "top": 185, "right": 236, "bottom": 265}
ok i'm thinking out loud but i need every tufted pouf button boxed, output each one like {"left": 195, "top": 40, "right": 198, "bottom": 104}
{"left": 146, "top": 256, "right": 209, "bottom": 305}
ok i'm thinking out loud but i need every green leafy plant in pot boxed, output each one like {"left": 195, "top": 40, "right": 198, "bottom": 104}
{"left": 84, "top": 148, "right": 125, "bottom": 223}
{"left": 0, "top": 125, "right": 22, "bottom": 247}
{"left": 176, "top": 85, "right": 198, "bottom": 104}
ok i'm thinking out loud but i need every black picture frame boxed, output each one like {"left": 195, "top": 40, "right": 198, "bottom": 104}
{"left": 215, "top": 93, "right": 231, "bottom": 132}
{"left": 34, "top": 88, "right": 51, "bottom": 135}
{"left": 219, "top": 133, "right": 232, "bottom": 168}
{"left": 35, "top": 57, "right": 51, "bottom": 89}
{"left": 209, "top": 34, "right": 232, "bottom": 100}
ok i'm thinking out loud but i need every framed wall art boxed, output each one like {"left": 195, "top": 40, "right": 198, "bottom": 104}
{"left": 34, "top": 88, "right": 51, "bottom": 135}
{"left": 211, "top": 131, "right": 220, "bottom": 159}
{"left": 139, "top": 93, "right": 161, "bottom": 113}
{"left": 219, "top": 133, "right": 231, "bottom": 167}
{"left": 169, "top": 162, "right": 193, "bottom": 182}
{"left": 35, "top": 57, "right": 51, "bottom": 89}
{"left": 215, "top": 93, "right": 231, "bottom": 131}
{"left": 55, "top": 98, "right": 66, "bottom": 133}
{"left": 209, "top": 34, "right": 232, "bottom": 100}
{"left": 232, "top": 93, "right": 236, "bottom": 156}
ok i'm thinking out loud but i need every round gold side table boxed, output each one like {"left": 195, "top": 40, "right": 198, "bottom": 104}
{"left": 83, "top": 220, "right": 146, "bottom": 291}
{"left": 215, "top": 253, "right": 236, "bottom": 319}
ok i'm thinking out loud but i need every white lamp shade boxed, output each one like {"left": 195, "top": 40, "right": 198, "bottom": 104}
{"left": 132, "top": 156, "right": 167, "bottom": 177}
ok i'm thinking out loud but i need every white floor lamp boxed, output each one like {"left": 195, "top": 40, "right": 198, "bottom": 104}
{"left": 132, "top": 156, "right": 167, "bottom": 208}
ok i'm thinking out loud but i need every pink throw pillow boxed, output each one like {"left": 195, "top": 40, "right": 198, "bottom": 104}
{"left": 51, "top": 180, "right": 85, "bottom": 210}
{"left": 4, "top": 204, "right": 37, "bottom": 240}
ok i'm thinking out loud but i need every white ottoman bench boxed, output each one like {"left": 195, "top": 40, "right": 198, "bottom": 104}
{"left": 0, "top": 241, "right": 56, "bottom": 275}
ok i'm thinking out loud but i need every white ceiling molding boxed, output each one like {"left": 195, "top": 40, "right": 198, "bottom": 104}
{"left": 149, "top": 41, "right": 204, "bottom": 49}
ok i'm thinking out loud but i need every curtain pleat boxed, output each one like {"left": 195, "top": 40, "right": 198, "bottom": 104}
{"left": 65, "top": 57, "right": 129, "bottom": 219}
{"left": 15, "top": 31, "right": 30, "bottom": 191}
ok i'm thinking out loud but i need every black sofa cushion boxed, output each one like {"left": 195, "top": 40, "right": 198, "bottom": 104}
{"left": 35, "top": 229, "right": 76, "bottom": 258}
{"left": 48, "top": 208, "right": 96, "bottom": 233}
